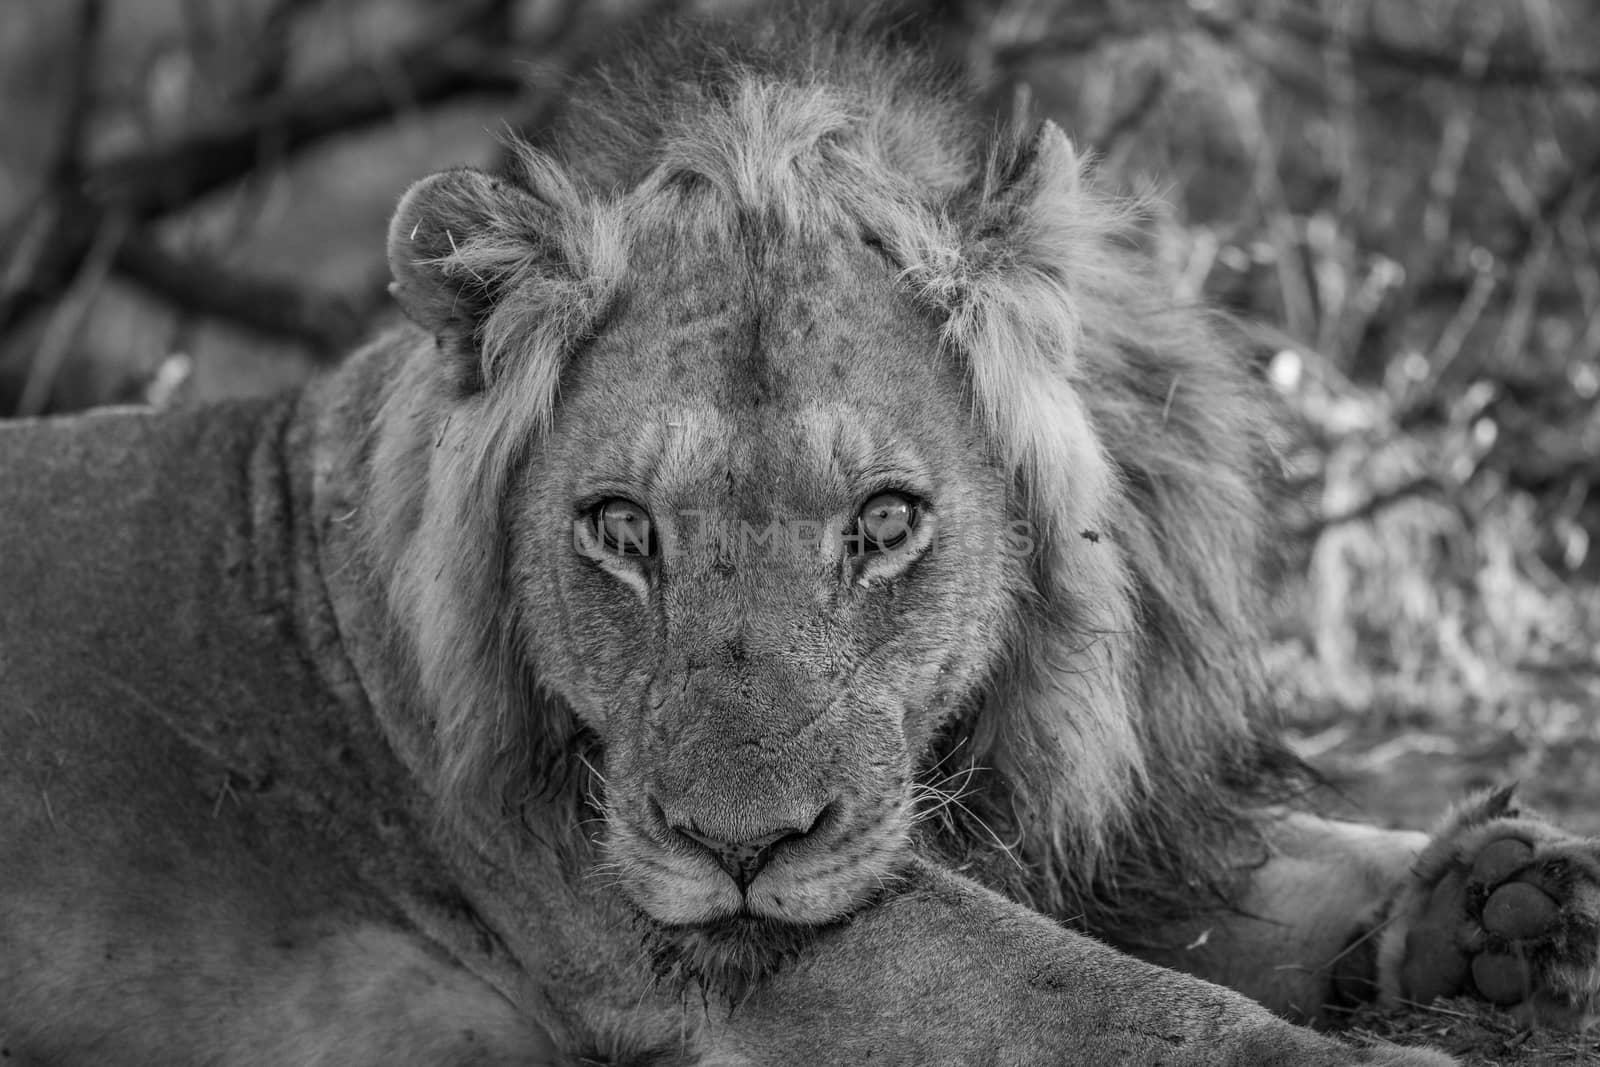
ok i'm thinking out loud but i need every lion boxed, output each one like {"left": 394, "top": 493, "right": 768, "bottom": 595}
{"left": 1, "top": 6, "right": 1595, "bottom": 1065}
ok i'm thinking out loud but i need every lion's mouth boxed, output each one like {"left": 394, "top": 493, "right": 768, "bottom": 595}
{"left": 663, "top": 911, "right": 821, "bottom": 944}
{"left": 621, "top": 837, "right": 917, "bottom": 995}
{"left": 606, "top": 798, "right": 913, "bottom": 931}
{"left": 598, "top": 789, "right": 915, "bottom": 994}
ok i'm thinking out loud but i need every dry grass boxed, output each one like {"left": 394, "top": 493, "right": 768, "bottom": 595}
{"left": 1345, "top": 996, "right": 1599, "bottom": 1065}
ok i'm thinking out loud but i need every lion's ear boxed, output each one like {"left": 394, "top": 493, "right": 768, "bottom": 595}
{"left": 995, "top": 119, "right": 1081, "bottom": 211}
{"left": 947, "top": 119, "right": 1114, "bottom": 530}
{"left": 387, "top": 167, "right": 546, "bottom": 390}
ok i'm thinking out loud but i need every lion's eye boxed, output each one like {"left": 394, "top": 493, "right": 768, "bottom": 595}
{"left": 852, "top": 491, "right": 919, "bottom": 554}
{"left": 593, "top": 498, "right": 656, "bottom": 557}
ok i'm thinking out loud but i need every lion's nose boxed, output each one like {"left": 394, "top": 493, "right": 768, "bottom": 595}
{"left": 657, "top": 802, "right": 830, "bottom": 892}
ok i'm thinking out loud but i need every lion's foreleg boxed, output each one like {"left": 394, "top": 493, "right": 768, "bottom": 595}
{"left": 1134, "top": 813, "right": 1428, "bottom": 1022}
{"left": 698, "top": 858, "right": 1447, "bottom": 1066}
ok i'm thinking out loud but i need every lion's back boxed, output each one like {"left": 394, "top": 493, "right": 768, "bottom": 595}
{"left": 0, "top": 398, "right": 427, "bottom": 1055}
{"left": 0, "top": 398, "right": 309, "bottom": 806}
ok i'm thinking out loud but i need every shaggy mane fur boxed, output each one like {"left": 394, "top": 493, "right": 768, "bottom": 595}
{"left": 366, "top": 3, "right": 1305, "bottom": 934}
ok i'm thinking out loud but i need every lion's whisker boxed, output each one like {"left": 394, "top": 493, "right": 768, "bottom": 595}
{"left": 576, "top": 751, "right": 608, "bottom": 788}
{"left": 911, "top": 766, "right": 1025, "bottom": 874}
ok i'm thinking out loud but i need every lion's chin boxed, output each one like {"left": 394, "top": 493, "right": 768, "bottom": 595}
{"left": 635, "top": 911, "right": 840, "bottom": 1001}
{"left": 623, "top": 864, "right": 903, "bottom": 999}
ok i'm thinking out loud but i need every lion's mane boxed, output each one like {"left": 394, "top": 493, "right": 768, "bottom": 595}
{"left": 357, "top": 4, "right": 1304, "bottom": 937}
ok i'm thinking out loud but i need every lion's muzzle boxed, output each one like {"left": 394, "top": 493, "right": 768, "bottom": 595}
{"left": 654, "top": 796, "right": 832, "bottom": 891}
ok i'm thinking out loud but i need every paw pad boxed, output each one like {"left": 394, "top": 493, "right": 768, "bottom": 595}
{"left": 1471, "top": 952, "right": 1533, "bottom": 1005}
{"left": 1469, "top": 837, "right": 1531, "bottom": 886}
{"left": 1479, "top": 879, "right": 1558, "bottom": 943}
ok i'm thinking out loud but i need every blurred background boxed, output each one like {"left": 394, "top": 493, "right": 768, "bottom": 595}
{"left": 1, "top": 0, "right": 1596, "bottom": 832}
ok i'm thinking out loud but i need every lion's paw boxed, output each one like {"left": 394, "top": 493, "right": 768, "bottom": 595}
{"left": 1379, "top": 786, "right": 1600, "bottom": 1027}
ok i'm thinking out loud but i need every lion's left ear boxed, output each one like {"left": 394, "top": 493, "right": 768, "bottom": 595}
{"left": 945, "top": 119, "right": 1114, "bottom": 531}
{"left": 988, "top": 119, "right": 1082, "bottom": 219}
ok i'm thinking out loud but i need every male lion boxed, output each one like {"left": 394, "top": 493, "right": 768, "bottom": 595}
{"left": 1, "top": 7, "right": 1596, "bottom": 1066}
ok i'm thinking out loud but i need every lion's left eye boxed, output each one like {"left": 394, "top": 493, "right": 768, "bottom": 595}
{"left": 852, "top": 491, "right": 920, "bottom": 554}
{"left": 593, "top": 498, "right": 656, "bottom": 557}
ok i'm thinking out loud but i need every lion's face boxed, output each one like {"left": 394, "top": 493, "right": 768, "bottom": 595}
{"left": 508, "top": 226, "right": 1024, "bottom": 931}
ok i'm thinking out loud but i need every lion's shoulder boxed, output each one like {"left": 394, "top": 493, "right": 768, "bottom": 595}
{"left": 0, "top": 395, "right": 364, "bottom": 843}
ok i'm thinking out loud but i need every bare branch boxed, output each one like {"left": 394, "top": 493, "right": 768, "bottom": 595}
{"left": 993, "top": 15, "right": 1154, "bottom": 65}
{"left": 47, "top": 0, "right": 105, "bottom": 187}
{"left": 1405, "top": 145, "right": 1600, "bottom": 308}
{"left": 112, "top": 239, "right": 379, "bottom": 358}
{"left": 1262, "top": 9, "right": 1600, "bottom": 89}
{"left": 0, "top": 20, "right": 523, "bottom": 342}
{"left": 0, "top": 196, "right": 98, "bottom": 339}
{"left": 1009, "top": 6, "right": 1600, "bottom": 89}
{"left": 1090, "top": 69, "right": 1167, "bottom": 157}
{"left": 1295, "top": 475, "right": 1448, "bottom": 537}
{"left": 16, "top": 214, "right": 126, "bottom": 417}
{"left": 85, "top": 41, "right": 523, "bottom": 219}
{"left": 234, "top": 0, "right": 322, "bottom": 103}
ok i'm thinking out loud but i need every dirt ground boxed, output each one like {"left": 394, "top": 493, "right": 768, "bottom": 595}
{"left": 1297, "top": 717, "right": 1600, "bottom": 838}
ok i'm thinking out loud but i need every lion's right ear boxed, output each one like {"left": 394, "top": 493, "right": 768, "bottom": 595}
{"left": 387, "top": 168, "right": 543, "bottom": 390}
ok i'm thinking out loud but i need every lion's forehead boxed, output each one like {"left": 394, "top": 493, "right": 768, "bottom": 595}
{"left": 555, "top": 226, "right": 978, "bottom": 515}
{"left": 596, "top": 225, "right": 939, "bottom": 393}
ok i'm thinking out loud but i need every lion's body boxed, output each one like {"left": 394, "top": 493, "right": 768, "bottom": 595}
{"left": 0, "top": 372, "right": 1394, "bottom": 1066}
{"left": 0, "top": 392, "right": 1430, "bottom": 1066}
{"left": 0, "top": 400, "right": 545, "bottom": 1062}
{"left": 1, "top": 7, "right": 1594, "bottom": 1066}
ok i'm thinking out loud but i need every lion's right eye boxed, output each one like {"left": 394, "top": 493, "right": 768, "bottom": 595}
{"left": 593, "top": 498, "right": 656, "bottom": 557}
